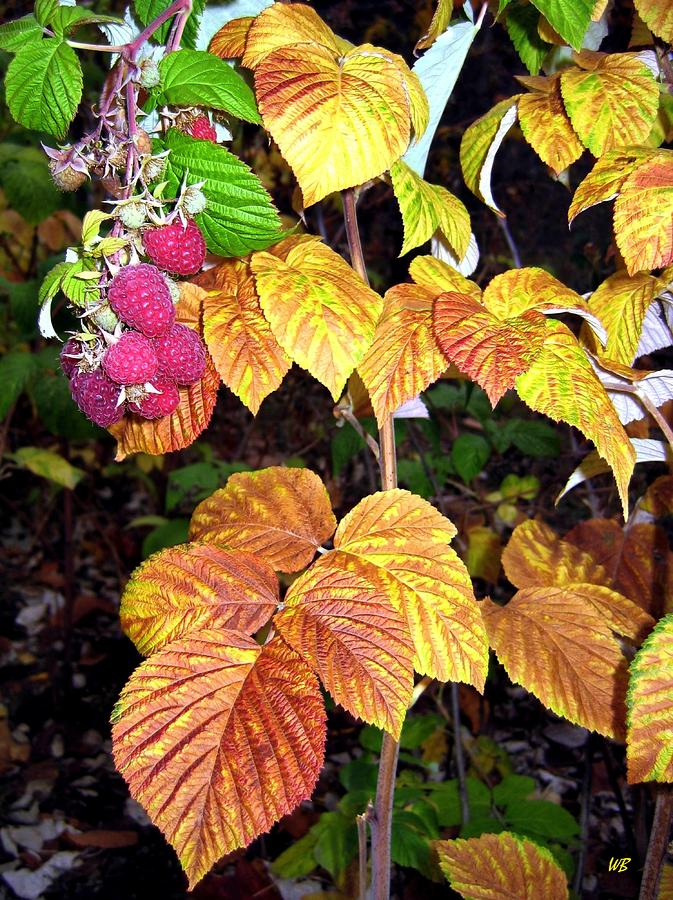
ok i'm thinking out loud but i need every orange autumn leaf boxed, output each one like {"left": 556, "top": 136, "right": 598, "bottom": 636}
{"left": 112, "top": 633, "right": 325, "bottom": 889}
{"left": 437, "top": 832, "right": 569, "bottom": 900}
{"left": 241, "top": 2, "right": 340, "bottom": 70}
{"left": 516, "top": 74, "right": 584, "bottom": 175}
{"left": 568, "top": 147, "right": 654, "bottom": 224}
{"left": 208, "top": 16, "right": 253, "bottom": 59}
{"left": 194, "top": 258, "right": 291, "bottom": 414}
{"left": 614, "top": 152, "right": 673, "bottom": 275}
{"left": 120, "top": 543, "right": 279, "bottom": 656}
{"left": 276, "top": 558, "right": 414, "bottom": 738}
{"left": 251, "top": 235, "right": 382, "bottom": 400}
{"left": 358, "top": 282, "right": 448, "bottom": 425}
{"left": 189, "top": 466, "right": 337, "bottom": 573}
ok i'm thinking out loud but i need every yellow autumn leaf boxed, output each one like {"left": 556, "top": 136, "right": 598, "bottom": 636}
{"left": 437, "top": 832, "right": 569, "bottom": 900}
{"left": 194, "top": 259, "right": 291, "bottom": 414}
{"left": 332, "top": 490, "right": 489, "bottom": 689}
{"left": 634, "top": 0, "right": 673, "bottom": 42}
{"left": 516, "top": 74, "right": 584, "bottom": 174}
{"left": 460, "top": 96, "right": 520, "bottom": 213}
{"left": 560, "top": 51, "right": 659, "bottom": 157}
{"left": 250, "top": 235, "right": 382, "bottom": 400}
{"left": 409, "top": 254, "right": 482, "bottom": 299}
{"left": 358, "top": 282, "right": 448, "bottom": 425}
{"left": 585, "top": 270, "right": 664, "bottom": 364}
{"left": 568, "top": 147, "right": 655, "bottom": 224}
{"left": 415, "top": 0, "right": 453, "bottom": 52}
{"left": 208, "top": 15, "right": 253, "bottom": 59}
{"left": 627, "top": 613, "right": 673, "bottom": 783}
{"left": 112, "top": 633, "right": 325, "bottom": 889}
{"left": 189, "top": 466, "right": 337, "bottom": 573}
{"left": 390, "top": 159, "right": 471, "bottom": 257}
{"left": 242, "top": 2, "right": 339, "bottom": 69}
{"left": 502, "top": 519, "right": 608, "bottom": 589}
{"left": 515, "top": 322, "right": 635, "bottom": 516}
{"left": 614, "top": 151, "right": 673, "bottom": 275}
{"left": 276, "top": 557, "right": 415, "bottom": 738}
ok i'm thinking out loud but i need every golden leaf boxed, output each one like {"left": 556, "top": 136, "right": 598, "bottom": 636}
{"left": 415, "top": 0, "right": 453, "bottom": 52}
{"left": 242, "top": 2, "right": 339, "bottom": 69}
{"left": 568, "top": 147, "right": 654, "bottom": 224}
{"left": 208, "top": 16, "right": 253, "bottom": 59}
{"left": 517, "top": 74, "right": 584, "bottom": 174}
{"left": 409, "top": 254, "right": 482, "bottom": 299}
{"left": 633, "top": 0, "right": 673, "bottom": 42}
{"left": 614, "top": 152, "right": 673, "bottom": 274}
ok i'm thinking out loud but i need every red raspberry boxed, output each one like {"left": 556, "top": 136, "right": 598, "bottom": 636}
{"left": 70, "top": 369, "right": 125, "bottom": 427}
{"left": 102, "top": 331, "right": 158, "bottom": 385}
{"left": 129, "top": 379, "right": 180, "bottom": 419}
{"left": 60, "top": 338, "right": 83, "bottom": 378}
{"left": 143, "top": 219, "right": 206, "bottom": 276}
{"left": 152, "top": 323, "right": 206, "bottom": 385}
{"left": 108, "top": 264, "right": 175, "bottom": 338}
{"left": 187, "top": 116, "right": 217, "bottom": 142}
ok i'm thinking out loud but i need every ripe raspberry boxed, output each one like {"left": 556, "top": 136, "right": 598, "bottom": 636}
{"left": 152, "top": 323, "right": 206, "bottom": 385}
{"left": 143, "top": 219, "right": 206, "bottom": 276}
{"left": 102, "top": 331, "right": 158, "bottom": 385}
{"left": 60, "top": 338, "right": 83, "bottom": 378}
{"left": 108, "top": 264, "right": 175, "bottom": 338}
{"left": 187, "top": 116, "right": 217, "bottom": 142}
{"left": 129, "top": 379, "right": 180, "bottom": 419}
{"left": 70, "top": 369, "right": 125, "bottom": 427}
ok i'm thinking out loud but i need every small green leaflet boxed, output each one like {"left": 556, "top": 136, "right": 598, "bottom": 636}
{"left": 50, "top": 7, "right": 123, "bottom": 37}
{"left": 0, "top": 144, "right": 60, "bottom": 226}
{"left": 157, "top": 50, "right": 260, "bottom": 124}
{"left": 0, "top": 15, "right": 43, "bottom": 52}
{"left": 505, "top": 2, "right": 551, "bottom": 75}
{"left": 11, "top": 447, "right": 85, "bottom": 490}
{"left": 162, "top": 130, "right": 285, "bottom": 257}
{"left": 134, "top": 0, "right": 206, "bottom": 50}
{"left": 529, "top": 0, "right": 593, "bottom": 51}
{"left": 5, "top": 39, "right": 83, "bottom": 139}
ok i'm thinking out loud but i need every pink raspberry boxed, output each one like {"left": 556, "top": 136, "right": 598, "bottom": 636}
{"left": 142, "top": 219, "right": 206, "bottom": 276}
{"left": 152, "top": 323, "right": 206, "bottom": 385}
{"left": 108, "top": 264, "right": 175, "bottom": 338}
{"left": 129, "top": 379, "right": 180, "bottom": 419}
{"left": 70, "top": 369, "right": 125, "bottom": 427}
{"left": 60, "top": 338, "right": 83, "bottom": 378}
{"left": 187, "top": 116, "right": 217, "bottom": 143}
{"left": 102, "top": 331, "right": 158, "bottom": 385}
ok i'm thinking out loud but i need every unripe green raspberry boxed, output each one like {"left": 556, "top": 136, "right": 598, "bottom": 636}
{"left": 182, "top": 185, "right": 207, "bottom": 216}
{"left": 139, "top": 59, "right": 160, "bottom": 90}
{"left": 165, "top": 276, "right": 181, "bottom": 304}
{"left": 118, "top": 202, "right": 146, "bottom": 230}
{"left": 90, "top": 302, "right": 119, "bottom": 332}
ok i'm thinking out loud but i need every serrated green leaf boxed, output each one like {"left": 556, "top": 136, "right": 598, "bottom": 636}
{"left": 157, "top": 49, "right": 260, "bottom": 124}
{"left": 451, "top": 433, "right": 491, "bottom": 482}
{"left": 0, "top": 351, "right": 38, "bottom": 419}
{"left": 34, "top": 0, "right": 59, "bottom": 27}
{"left": 0, "top": 16, "right": 43, "bottom": 53}
{"left": 134, "top": 0, "right": 206, "bottom": 50}
{"left": 271, "top": 829, "right": 320, "bottom": 879}
{"left": 61, "top": 260, "right": 98, "bottom": 304}
{"left": 0, "top": 145, "right": 61, "bottom": 225}
{"left": 81, "top": 209, "right": 111, "bottom": 247}
{"left": 89, "top": 236, "right": 129, "bottom": 258}
{"left": 428, "top": 778, "right": 492, "bottom": 827}
{"left": 50, "top": 7, "right": 122, "bottom": 36}
{"left": 505, "top": 418, "right": 561, "bottom": 458}
{"left": 505, "top": 2, "right": 551, "bottom": 76}
{"left": 391, "top": 810, "right": 434, "bottom": 875}
{"left": 11, "top": 446, "right": 85, "bottom": 489}
{"left": 529, "top": 0, "right": 593, "bottom": 51}
{"left": 6, "top": 38, "right": 83, "bottom": 139}
{"left": 163, "top": 129, "right": 285, "bottom": 256}
{"left": 39, "top": 261, "right": 72, "bottom": 304}
{"left": 314, "top": 812, "right": 359, "bottom": 879}
{"left": 505, "top": 799, "right": 580, "bottom": 842}
{"left": 492, "top": 775, "right": 536, "bottom": 806}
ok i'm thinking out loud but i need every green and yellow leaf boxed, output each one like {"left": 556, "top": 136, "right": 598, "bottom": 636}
{"left": 112, "top": 633, "right": 326, "bottom": 889}
{"left": 437, "top": 832, "right": 569, "bottom": 900}
{"left": 250, "top": 235, "right": 382, "bottom": 399}
{"left": 242, "top": 2, "right": 339, "bottom": 69}
{"left": 627, "top": 613, "right": 673, "bottom": 783}
{"left": 460, "top": 96, "right": 520, "bottom": 213}
{"left": 276, "top": 558, "right": 414, "bottom": 738}
{"left": 415, "top": 0, "right": 453, "bottom": 52}
{"left": 390, "top": 160, "right": 470, "bottom": 257}
{"left": 119, "top": 543, "right": 279, "bottom": 656}
{"left": 515, "top": 322, "right": 635, "bottom": 516}
{"left": 358, "top": 282, "right": 448, "bottom": 425}
{"left": 614, "top": 152, "right": 673, "bottom": 275}
{"left": 560, "top": 51, "right": 659, "bottom": 157}
{"left": 189, "top": 466, "right": 337, "bottom": 573}
{"left": 634, "top": 0, "right": 673, "bottom": 43}
{"left": 194, "top": 259, "right": 291, "bottom": 414}
{"left": 409, "top": 254, "right": 482, "bottom": 299}
{"left": 516, "top": 74, "right": 584, "bottom": 174}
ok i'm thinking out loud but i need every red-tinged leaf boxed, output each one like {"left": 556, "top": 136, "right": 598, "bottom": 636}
{"left": 433, "top": 290, "right": 547, "bottom": 406}
{"left": 241, "top": 2, "right": 340, "bottom": 69}
{"left": 358, "top": 283, "right": 447, "bottom": 426}
{"left": 503, "top": 519, "right": 609, "bottom": 589}
{"left": 333, "top": 490, "right": 489, "bottom": 689}
{"left": 112, "top": 633, "right": 326, "bottom": 889}
{"left": 482, "top": 590, "right": 630, "bottom": 738}
{"left": 614, "top": 152, "right": 673, "bottom": 275}
{"left": 276, "top": 558, "right": 414, "bottom": 738}
{"left": 194, "top": 258, "right": 291, "bottom": 414}
{"left": 627, "top": 613, "right": 673, "bottom": 783}
{"left": 208, "top": 16, "right": 253, "bottom": 59}
{"left": 517, "top": 74, "right": 584, "bottom": 175}
{"left": 189, "top": 466, "right": 337, "bottom": 573}
{"left": 437, "top": 832, "right": 569, "bottom": 900}
{"left": 568, "top": 147, "right": 655, "bottom": 224}
{"left": 120, "top": 543, "right": 279, "bottom": 656}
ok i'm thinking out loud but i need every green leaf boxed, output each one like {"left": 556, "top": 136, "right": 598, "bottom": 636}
{"left": 271, "top": 829, "right": 320, "bottom": 879}
{"left": 492, "top": 775, "right": 536, "bottom": 806}
{"left": 505, "top": 2, "right": 551, "bottom": 76}
{"left": 134, "top": 0, "right": 206, "bottom": 50}
{"left": 163, "top": 130, "right": 285, "bottom": 256}
{"left": 338, "top": 790, "right": 371, "bottom": 817}
{"left": 0, "top": 145, "right": 61, "bottom": 225}
{"left": 11, "top": 446, "right": 85, "bottom": 489}
{"left": 6, "top": 38, "right": 83, "bottom": 139}
{"left": 451, "top": 433, "right": 491, "bottom": 482}
{"left": 529, "top": 0, "right": 593, "bottom": 51}
{"left": 0, "top": 351, "right": 38, "bottom": 419}
{"left": 39, "top": 261, "right": 71, "bottom": 304}
{"left": 429, "top": 778, "right": 492, "bottom": 827}
{"left": 50, "top": 7, "right": 122, "bottom": 36}
{"left": 141, "top": 519, "right": 190, "bottom": 558}
{"left": 166, "top": 461, "right": 249, "bottom": 513}
{"left": 0, "top": 16, "right": 43, "bottom": 53}
{"left": 459, "top": 815, "right": 505, "bottom": 839}
{"left": 313, "top": 812, "right": 359, "bottom": 879}
{"left": 31, "top": 350, "right": 97, "bottom": 440}
{"left": 397, "top": 459, "right": 433, "bottom": 499}
{"left": 391, "top": 810, "right": 434, "bottom": 875}
{"left": 34, "top": 0, "right": 59, "bottom": 27}
{"left": 400, "top": 713, "right": 445, "bottom": 749}
{"left": 157, "top": 50, "right": 260, "bottom": 124}
{"left": 339, "top": 757, "right": 379, "bottom": 793}
{"left": 505, "top": 799, "right": 580, "bottom": 842}
{"left": 505, "top": 418, "right": 561, "bottom": 458}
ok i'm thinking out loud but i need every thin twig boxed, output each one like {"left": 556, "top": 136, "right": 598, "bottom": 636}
{"left": 497, "top": 217, "right": 522, "bottom": 268}
{"left": 357, "top": 813, "right": 368, "bottom": 900}
{"left": 450, "top": 681, "right": 470, "bottom": 825}
{"left": 640, "top": 785, "right": 673, "bottom": 900}
{"left": 599, "top": 737, "right": 638, "bottom": 862}
{"left": 573, "top": 734, "right": 594, "bottom": 896}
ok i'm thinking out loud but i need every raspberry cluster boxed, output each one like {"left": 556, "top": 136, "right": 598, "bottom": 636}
{"left": 62, "top": 224, "right": 208, "bottom": 428}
